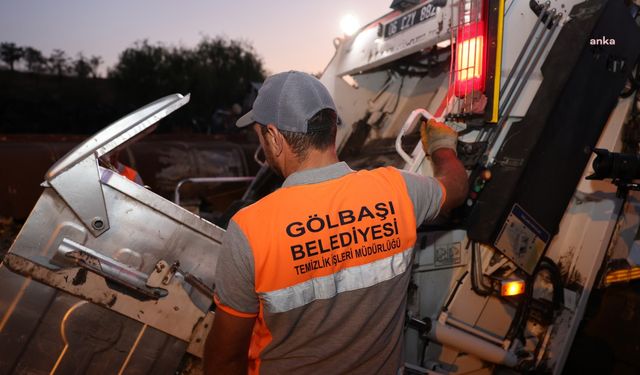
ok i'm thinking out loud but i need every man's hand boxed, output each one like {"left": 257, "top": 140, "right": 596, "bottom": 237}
{"left": 420, "top": 119, "right": 467, "bottom": 212}
{"left": 420, "top": 118, "right": 458, "bottom": 156}
{"left": 204, "top": 309, "right": 255, "bottom": 375}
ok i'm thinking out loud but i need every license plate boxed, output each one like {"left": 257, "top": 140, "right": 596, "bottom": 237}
{"left": 383, "top": 2, "right": 439, "bottom": 38}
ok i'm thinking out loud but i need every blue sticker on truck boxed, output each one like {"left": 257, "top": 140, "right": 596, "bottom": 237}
{"left": 512, "top": 204, "right": 550, "bottom": 243}
{"left": 494, "top": 204, "right": 550, "bottom": 274}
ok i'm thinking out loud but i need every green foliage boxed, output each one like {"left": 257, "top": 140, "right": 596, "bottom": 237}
{"left": 73, "top": 53, "right": 92, "bottom": 79}
{"left": 109, "top": 37, "right": 265, "bottom": 130}
{"left": 0, "top": 37, "right": 263, "bottom": 133}
{"left": 0, "top": 42, "right": 103, "bottom": 78}
{"left": 88, "top": 56, "right": 102, "bottom": 78}
{"left": 48, "top": 49, "right": 70, "bottom": 76}
{"left": 0, "top": 42, "right": 24, "bottom": 71}
{"left": 23, "top": 47, "right": 47, "bottom": 73}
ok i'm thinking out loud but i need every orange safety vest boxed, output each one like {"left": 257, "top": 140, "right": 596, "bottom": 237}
{"left": 231, "top": 166, "right": 418, "bottom": 374}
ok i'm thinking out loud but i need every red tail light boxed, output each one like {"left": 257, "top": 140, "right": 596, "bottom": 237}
{"left": 454, "top": 21, "right": 486, "bottom": 97}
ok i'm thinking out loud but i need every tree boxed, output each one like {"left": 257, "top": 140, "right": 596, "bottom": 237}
{"left": 88, "top": 55, "right": 103, "bottom": 78}
{"left": 0, "top": 42, "right": 24, "bottom": 71}
{"left": 23, "top": 47, "right": 47, "bottom": 73}
{"left": 73, "top": 53, "right": 92, "bottom": 78}
{"left": 192, "top": 37, "right": 266, "bottom": 108}
{"left": 48, "top": 49, "right": 70, "bottom": 76}
{"left": 109, "top": 40, "right": 172, "bottom": 101}
{"left": 109, "top": 37, "right": 266, "bottom": 130}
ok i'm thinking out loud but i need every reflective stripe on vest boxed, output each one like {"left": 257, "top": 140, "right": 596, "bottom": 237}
{"left": 260, "top": 246, "right": 413, "bottom": 313}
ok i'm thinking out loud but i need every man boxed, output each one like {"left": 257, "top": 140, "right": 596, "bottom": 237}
{"left": 204, "top": 71, "right": 467, "bottom": 374}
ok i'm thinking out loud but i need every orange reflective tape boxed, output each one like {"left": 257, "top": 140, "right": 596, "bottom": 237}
{"left": 234, "top": 167, "right": 417, "bottom": 293}
{"left": 248, "top": 302, "right": 272, "bottom": 375}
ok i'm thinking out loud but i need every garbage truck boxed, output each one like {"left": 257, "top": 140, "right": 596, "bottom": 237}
{"left": 1, "top": 0, "right": 640, "bottom": 373}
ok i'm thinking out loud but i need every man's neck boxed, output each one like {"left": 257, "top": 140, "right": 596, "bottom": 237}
{"left": 283, "top": 149, "right": 340, "bottom": 177}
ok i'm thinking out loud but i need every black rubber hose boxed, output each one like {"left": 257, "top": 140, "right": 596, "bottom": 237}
{"left": 537, "top": 256, "right": 564, "bottom": 311}
{"left": 505, "top": 257, "right": 564, "bottom": 341}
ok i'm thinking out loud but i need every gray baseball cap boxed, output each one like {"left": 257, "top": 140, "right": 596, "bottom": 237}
{"left": 236, "top": 71, "right": 338, "bottom": 133}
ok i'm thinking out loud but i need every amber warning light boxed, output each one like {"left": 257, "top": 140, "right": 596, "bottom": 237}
{"left": 501, "top": 280, "right": 526, "bottom": 297}
{"left": 604, "top": 266, "right": 640, "bottom": 286}
{"left": 454, "top": 21, "right": 486, "bottom": 97}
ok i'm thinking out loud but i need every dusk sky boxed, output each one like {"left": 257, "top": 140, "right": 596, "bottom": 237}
{"left": 0, "top": 0, "right": 393, "bottom": 76}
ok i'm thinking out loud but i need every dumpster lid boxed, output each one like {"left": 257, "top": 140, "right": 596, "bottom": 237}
{"left": 46, "top": 93, "right": 190, "bottom": 179}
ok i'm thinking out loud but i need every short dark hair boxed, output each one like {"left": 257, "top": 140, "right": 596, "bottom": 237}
{"left": 261, "top": 108, "right": 337, "bottom": 160}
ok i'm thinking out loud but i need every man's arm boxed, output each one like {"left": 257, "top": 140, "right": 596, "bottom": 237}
{"left": 205, "top": 219, "right": 259, "bottom": 374}
{"left": 431, "top": 148, "right": 468, "bottom": 213}
{"left": 204, "top": 309, "right": 255, "bottom": 375}
{"left": 421, "top": 119, "right": 468, "bottom": 213}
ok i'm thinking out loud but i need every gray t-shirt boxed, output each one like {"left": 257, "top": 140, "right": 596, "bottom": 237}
{"left": 214, "top": 162, "right": 444, "bottom": 374}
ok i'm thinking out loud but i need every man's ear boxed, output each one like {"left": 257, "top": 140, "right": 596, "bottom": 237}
{"left": 265, "top": 124, "right": 284, "bottom": 157}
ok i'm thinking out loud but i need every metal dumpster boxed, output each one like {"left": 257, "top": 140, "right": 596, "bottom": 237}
{"left": 0, "top": 94, "right": 221, "bottom": 374}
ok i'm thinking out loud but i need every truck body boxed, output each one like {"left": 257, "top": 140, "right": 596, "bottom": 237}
{"left": 1, "top": 0, "right": 640, "bottom": 373}
{"left": 320, "top": 0, "right": 640, "bottom": 372}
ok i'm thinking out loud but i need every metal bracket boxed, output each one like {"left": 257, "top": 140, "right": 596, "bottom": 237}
{"left": 48, "top": 154, "right": 110, "bottom": 237}
{"left": 55, "top": 238, "right": 168, "bottom": 299}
